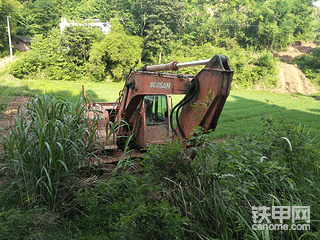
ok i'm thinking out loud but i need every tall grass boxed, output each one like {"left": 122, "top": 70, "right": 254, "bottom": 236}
{"left": 0, "top": 94, "right": 101, "bottom": 208}
{"left": 143, "top": 119, "right": 320, "bottom": 239}
{"left": 1, "top": 112, "right": 318, "bottom": 239}
{"left": 1, "top": 94, "right": 319, "bottom": 239}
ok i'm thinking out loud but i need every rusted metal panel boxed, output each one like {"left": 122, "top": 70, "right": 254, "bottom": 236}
{"left": 99, "top": 102, "right": 118, "bottom": 111}
{"left": 133, "top": 73, "right": 190, "bottom": 95}
{"left": 145, "top": 125, "right": 169, "bottom": 144}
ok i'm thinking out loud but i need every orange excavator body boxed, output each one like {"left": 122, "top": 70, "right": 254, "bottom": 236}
{"left": 83, "top": 55, "right": 233, "bottom": 163}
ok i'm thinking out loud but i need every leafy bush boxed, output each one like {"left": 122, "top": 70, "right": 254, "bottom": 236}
{"left": 74, "top": 173, "right": 187, "bottom": 239}
{"left": 9, "top": 27, "right": 103, "bottom": 81}
{"left": 89, "top": 19, "right": 143, "bottom": 81}
{"left": 0, "top": 207, "right": 36, "bottom": 239}
{"left": 10, "top": 30, "right": 61, "bottom": 79}
{"left": 61, "top": 25, "right": 104, "bottom": 66}
{"left": 9, "top": 20, "right": 143, "bottom": 82}
{"left": 0, "top": 206, "right": 52, "bottom": 240}
{"left": 0, "top": 94, "right": 101, "bottom": 208}
{"left": 290, "top": 48, "right": 320, "bottom": 85}
{"left": 262, "top": 115, "right": 319, "bottom": 171}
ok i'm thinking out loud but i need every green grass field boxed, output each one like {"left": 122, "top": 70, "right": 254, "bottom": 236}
{"left": 213, "top": 90, "right": 320, "bottom": 139}
{"left": 0, "top": 75, "right": 124, "bottom": 110}
{"left": 1, "top": 75, "right": 319, "bottom": 140}
{"left": 0, "top": 75, "right": 124, "bottom": 102}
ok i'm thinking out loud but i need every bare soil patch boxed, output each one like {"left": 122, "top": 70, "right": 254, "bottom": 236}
{"left": 272, "top": 41, "right": 319, "bottom": 95}
{"left": 0, "top": 97, "right": 29, "bottom": 160}
{"left": 273, "top": 41, "right": 319, "bottom": 63}
{"left": 273, "top": 63, "right": 317, "bottom": 95}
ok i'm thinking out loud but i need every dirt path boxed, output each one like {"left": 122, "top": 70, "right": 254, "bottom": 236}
{"left": 0, "top": 97, "right": 29, "bottom": 188}
{"left": 272, "top": 41, "right": 319, "bottom": 95}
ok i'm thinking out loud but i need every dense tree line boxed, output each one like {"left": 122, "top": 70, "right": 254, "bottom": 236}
{"left": 1, "top": 0, "right": 319, "bottom": 83}
{"left": 1, "top": 0, "right": 318, "bottom": 53}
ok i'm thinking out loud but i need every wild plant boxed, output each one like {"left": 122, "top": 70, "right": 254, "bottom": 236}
{"left": 0, "top": 94, "right": 101, "bottom": 209}
{"left": 75, "top": 173, "right": 187, "bottom": 239}
{"left": 261, "top": 105, "right": 319, "bottom": 172}
{"left": 143, "top": 133, "right": 241, "bottom": 239}
{"left": 144, "top": 123, "right": 320, "bottom": 239}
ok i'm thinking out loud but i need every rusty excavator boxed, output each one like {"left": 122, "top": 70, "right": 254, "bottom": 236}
{"left": 82, "top": 54, "right": 233, "bottom": 165}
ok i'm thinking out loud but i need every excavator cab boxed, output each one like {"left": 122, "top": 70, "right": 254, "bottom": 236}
{"left": 133, "top": 95, "right": 171, "bottom": 148}
{"left": 144, "top": 95, "right": 168, "bottom": 125}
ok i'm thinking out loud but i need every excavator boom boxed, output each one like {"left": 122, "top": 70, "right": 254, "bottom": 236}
{"left": 115, "top": 55, "right": 233, "bottom": 141}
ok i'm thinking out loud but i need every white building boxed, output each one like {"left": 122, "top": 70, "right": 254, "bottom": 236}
{"left": 60, "top": 17, "right": 110, "bottom": 34}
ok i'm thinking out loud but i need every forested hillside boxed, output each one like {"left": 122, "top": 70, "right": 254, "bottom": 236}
{"left": 1, "top": 0, "right": 320, "bottom": 84}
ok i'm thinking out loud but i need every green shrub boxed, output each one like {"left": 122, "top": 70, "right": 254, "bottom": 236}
{"left": 88, "top": 19, "right": 143, "bottom": 81}
{"left": 0, "top": 204, "right": 58, "bottom": 240}
{"left": 262, "top": 117, "right": 319, "bottom": 171}
{"left": 9, "top": 27, "right": 103, "bottom": 81}
{"left": 143, "top": 139, "right": 191, "bottom": 183}
{"left": 9, "top": 50, "right": 43, "bottom": 78}
{"left": 230, "top": 49, "right": 279, "bottom": 88}
{"left": 290, "top": 48, "right": 320, "bottom": 85}
{"left": 161, "top": 42, "right": 279, "bottom": 89}
{"left": 75, "top": 173, "right": 187, "bottom": 239}
{"left": 0, "top": 207, "right": 39, "bottom": 240}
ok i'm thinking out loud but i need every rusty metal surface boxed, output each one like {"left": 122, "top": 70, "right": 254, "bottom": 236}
{"left": 176, "top": 55, "right": 233, "bottom": 138}
{"left": 100, "top": 102, "right": 118, "bottom": 111}
{"left": 145, "top": 61, "right": 179, "bottom": 72}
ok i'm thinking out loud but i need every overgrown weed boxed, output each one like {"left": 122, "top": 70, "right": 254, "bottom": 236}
{"left": 142, "top": 117, "right": 320, "bottom": 239}
{"left": 0, "top": 94, "right": 102, "bottom": 210}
